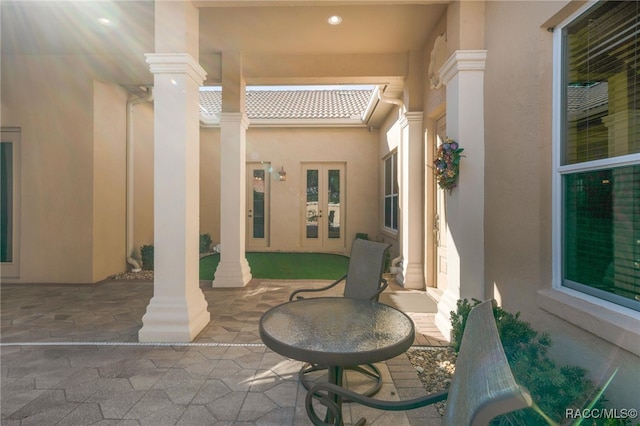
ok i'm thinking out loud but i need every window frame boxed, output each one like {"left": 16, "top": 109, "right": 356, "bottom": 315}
{"left": 383, "top": 151, "right": 399, "bottom": 233}
{"left": 545, "top": 0, "right": 640, "bottom": 354}
{"left": 1, "top": 128, "right": 21, "bottom": 279}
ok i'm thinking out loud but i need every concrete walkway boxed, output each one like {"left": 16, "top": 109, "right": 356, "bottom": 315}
{"left": 1, "top": 279, "right": 447, "bottom": 425}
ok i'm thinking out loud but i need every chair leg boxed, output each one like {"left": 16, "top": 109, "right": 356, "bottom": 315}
{"left": 299, "top": 363, "right": 383, "bottom": 400}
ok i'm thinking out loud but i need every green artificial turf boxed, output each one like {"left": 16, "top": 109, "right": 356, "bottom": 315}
{"left": 200, "top": 252, "right": 348, "bottom": 280}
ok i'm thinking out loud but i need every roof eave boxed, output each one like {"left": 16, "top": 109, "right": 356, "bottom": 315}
{"left": 200, "top": 116, "right": 368, "bottom": 128}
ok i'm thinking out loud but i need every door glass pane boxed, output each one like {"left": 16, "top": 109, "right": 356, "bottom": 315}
{"left": 1, "top": 142, "right": 13, "bottom": 263}
{"left": 306, "top": 169, "right": 319, "bottom": 239}
{"left": 328, "top": 169, "right": 340, "bottom": 239}
{"left": 252, "top": 170, "right": 265, "bottom": 239}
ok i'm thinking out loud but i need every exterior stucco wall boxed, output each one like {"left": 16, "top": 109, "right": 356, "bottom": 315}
{"left": 1, "top": 55, "right": 95, "bottom": 283}
{"left": 199, "top": 127, "right": 221, "bottom": 246}
{"left": 484, "top": 1, "right": 558, "bottom": 314}
{"left": 132, "top": 102, "right": 155, "bottom": 258}
{"left": 92, "top": 81, "right": 128, "bottom": 281}
{"left": 483, "top": 0, "right": 639, "bottom": 411}
{"left": 130, "top": 121, "right": 381, "bottom": 260}
{"left": 198, "top": 126, "right": 380, "bottom": 255}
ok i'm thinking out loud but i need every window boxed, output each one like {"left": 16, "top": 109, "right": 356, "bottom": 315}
{"left": 555, "top": 1, "right": 639, "bottom": 311}
{"left": 384, "top": 152, "right": 398, "bottom": 231}
{"left": 1, "top": 142, "right": 13, "bottom": 263}
{"left": 1, "top": 129, "right": 20, "bottom": 278}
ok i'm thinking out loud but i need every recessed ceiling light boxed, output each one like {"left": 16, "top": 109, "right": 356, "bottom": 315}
{"left": 327, "top": 15, "right": 342, "bottom": 26}
{"left": 97, "top": 17, "right": 113, "bottom": 26}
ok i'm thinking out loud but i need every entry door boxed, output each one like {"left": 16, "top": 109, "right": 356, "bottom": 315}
{"left": 247, "top": 163, "right": 270, "bottom": 248}
{"left": 434, "top": 117, "right": 448, "bottom": 292}
{"left": 302, "top": 163, "right": 345, "bottom": 249}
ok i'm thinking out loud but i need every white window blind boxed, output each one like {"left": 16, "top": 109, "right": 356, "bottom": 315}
{"left": 562, "top": 0, "right": 639, "bottom": 310}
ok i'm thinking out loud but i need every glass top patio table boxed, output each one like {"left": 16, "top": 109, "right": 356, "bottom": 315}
{"left": 259, "top": 297, "right": 415, "bottom": 367}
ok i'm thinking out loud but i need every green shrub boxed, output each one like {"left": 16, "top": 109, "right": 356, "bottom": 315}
{"left": 450, "top": 299, "right": 617, "bottom": 426}
{"left": 140, "top": 245, "right": 154, "bottom": 271}
{"left": 200, "top": 233, "right": 213, "bottom": 254}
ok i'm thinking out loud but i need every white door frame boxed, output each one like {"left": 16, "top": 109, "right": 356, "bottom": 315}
{"left": 434, "top": 116, "right": 448, "bottom": 293}
{"left": 301, "top": 162, "right": 346, "bottom": 250}
{"left": 246, "top": 162, "right": 270, "bottom": 248}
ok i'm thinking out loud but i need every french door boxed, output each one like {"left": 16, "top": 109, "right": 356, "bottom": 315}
{"left": 302, "top": 163, "right": 345, "bottom": 249}
{"left": 246, "top": 163, "right": 270, "bottom": 248}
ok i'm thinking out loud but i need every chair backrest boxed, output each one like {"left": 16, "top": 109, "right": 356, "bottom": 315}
{"left": 342, "top": 239, "right": 391, "bottom": 301}
{"left": 443, "top": 300, "right": 532, "bottom": 426}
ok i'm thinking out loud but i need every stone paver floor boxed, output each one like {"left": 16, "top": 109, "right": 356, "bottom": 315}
{"left": 1, "top": 279, "right": 447, "bottom": 425}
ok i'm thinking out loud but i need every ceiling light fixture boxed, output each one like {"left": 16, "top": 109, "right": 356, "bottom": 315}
{"left": 97, "top": 17, "right": 113, "bottom": 26}
{"left": 327, "top": 15, "right": 342, "bottom": 25}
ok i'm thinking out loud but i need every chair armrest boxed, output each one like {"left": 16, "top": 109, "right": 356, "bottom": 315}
{"left": 305, "top": 382, "right": 448, "bottom": 426}
{"left": 369, "top": 277, "right": 388, "bottom": 301}
{"left": 288, "top": 274, "right": 348, "bottom": 301}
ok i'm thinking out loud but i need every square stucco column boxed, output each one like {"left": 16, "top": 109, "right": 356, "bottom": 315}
{"left": 398, "top": 111, "right": 426, "bottom": 289}
{"left": 435, "top": 50, "right": 487, "bottom": 339}
{"left": 138, "top": 54, "right": 210, "bottom": 342}
{"left": 212, "top": 112, "right": 252, "bottom": 287}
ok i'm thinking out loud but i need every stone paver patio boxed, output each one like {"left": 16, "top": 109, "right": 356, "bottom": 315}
{"left": 1, "top": 279, "right": 447, "bottom": 425}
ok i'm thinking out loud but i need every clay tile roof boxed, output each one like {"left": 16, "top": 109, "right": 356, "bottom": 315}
{"left": 199, "top": 88, "right": 374, "bottom": 122}
{"left": 567, "top": 82, "right": 609, "bottom": 114}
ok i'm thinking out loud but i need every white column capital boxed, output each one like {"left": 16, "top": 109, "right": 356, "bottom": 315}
{"left": 399, "top": 111, "right": 423, "bottom": 128}
{"left": 440, "top": 50, "right": 488, "bottom": 86}
{"left": 145, "top": 53, "right": 207, "bottom": 85}
{"left": 219, "top": 112, "right": 250, "bottom": 129}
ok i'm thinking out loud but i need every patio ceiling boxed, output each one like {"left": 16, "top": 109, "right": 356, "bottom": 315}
{"left": 1, "top": 0, "right": 447, "bottom": 124}
{"left": 197, "top": 3, "right": 445, "bottom": 55}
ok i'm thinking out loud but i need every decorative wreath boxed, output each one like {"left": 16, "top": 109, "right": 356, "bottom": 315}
{"left": 433, "top": 137, "right": 464, "bottom": 191}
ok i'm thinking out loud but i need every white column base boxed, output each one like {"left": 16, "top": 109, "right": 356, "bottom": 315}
{"left": 212, "top": 259, "right": 252, "bottom": 287}
{"left": 401, "top": 262, "right": 425, "bottom": 289}
{"left": 139, "top": 293, "right": 210, "bottom": 342}
{"left": 435, "top": 288, "right": 458, "bottom": 342}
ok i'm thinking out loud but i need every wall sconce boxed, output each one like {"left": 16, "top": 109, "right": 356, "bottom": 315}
{"left": 278, "top": 166, "right": 287, "bottom": 181}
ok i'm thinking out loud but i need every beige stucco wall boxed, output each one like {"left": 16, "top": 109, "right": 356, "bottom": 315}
{"left": 197, "top": 126, "right": 380, "bottom": 255}
{"left": 1, "top": 55, "right": 96, "bottom": 283}
{"left": 483, "top": 0, "right": 558, "bottom": 313}
{"left": 92, "top": 81, "right": 128, "bottom": 282}
{"left": 199, "top": 127, "right": 221, "bottom": 247}
{"left": 132, "top": 102, "right": 155, "bottom": 257}
{"left": 2, "top": 57, "right": 130, "bottom": 283}
{"left": 132, "top": 123, "right": 380, "bottom": 257}
{"left": 120, "top": 115, "right": 382, "bottom": 264}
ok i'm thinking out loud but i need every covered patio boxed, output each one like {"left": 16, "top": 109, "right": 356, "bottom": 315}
{"left": 1, "top": 279, "right": 447, "bottom": 425}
